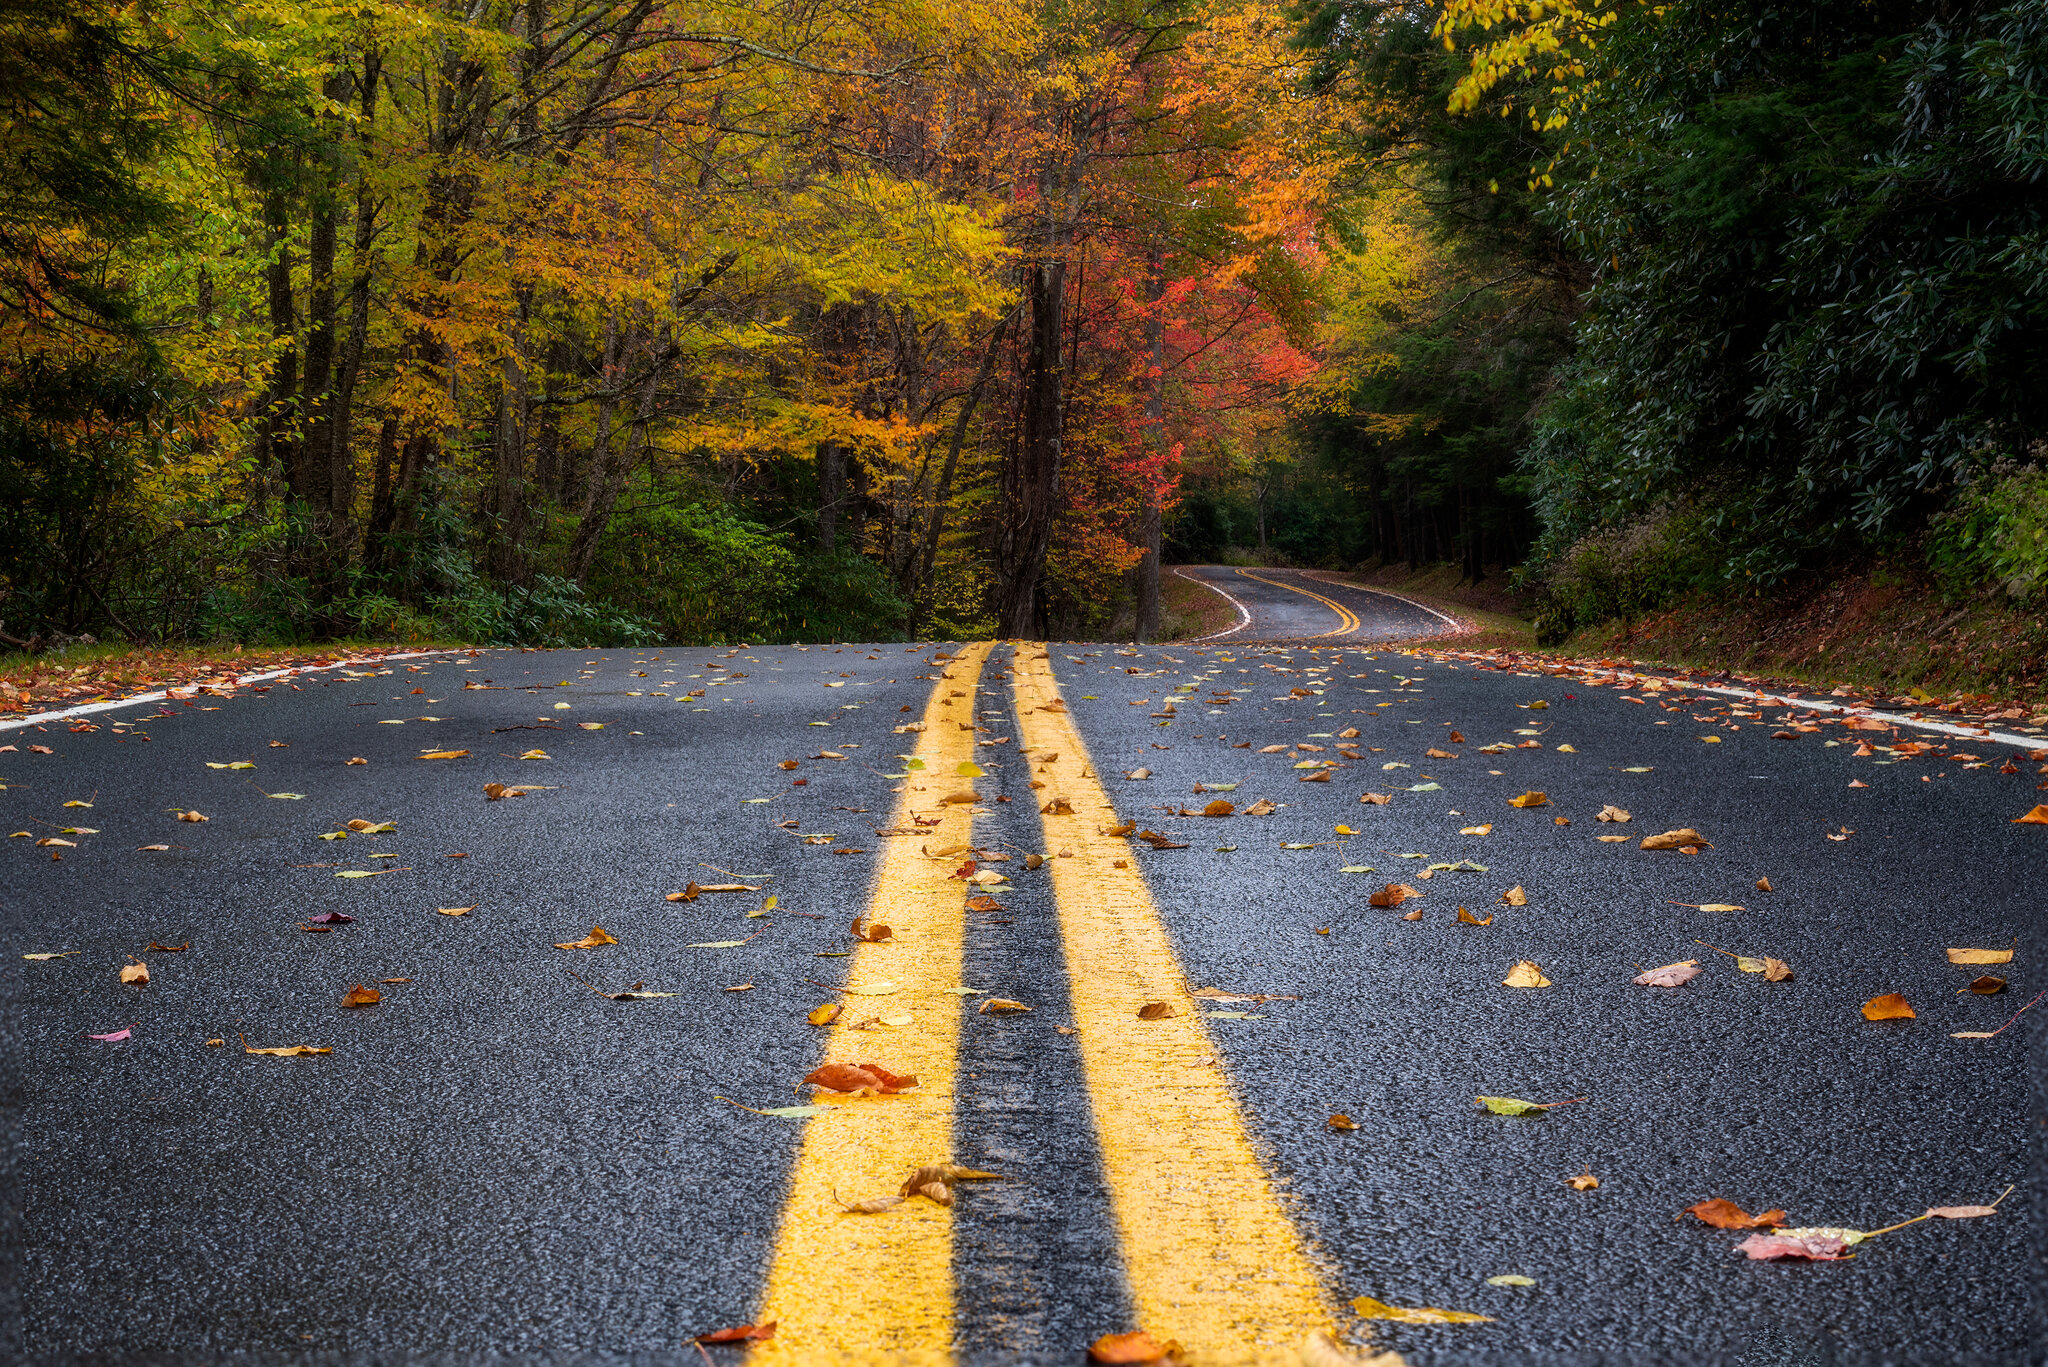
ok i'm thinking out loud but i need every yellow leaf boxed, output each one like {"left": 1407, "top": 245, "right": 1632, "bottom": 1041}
{"left": 1461, "top": 824, "right": 1492, "bottom": 835}
{"left": 417, "top": 749, "right": 470, "bottom": 760}
{"left": 244, "top": 1043, "right": 331, "bottom": 1057}
{"left": 553, "top": 925, "right": 618, "bottom": 950}
{"left": 1351, "top": 1295, "right": 1493, "bottom": 1325}
{"left": 956, "top": 760, "right": 983, "bottom": 777}
{"left": 1334, "top": 824, "right": 1358, "bottom": 836}
{"left": 1507, "top": 791, "right": 1547, "bottom": 808}
{"left": 120, "top": 959, "right": 149, "bottom": 985}
{"left": 521, "top": 749, "right": 549, "bottom": 760}
{"left": 1947, "top": 947, "right": 2013, "bottom": 965}
{"left": 437, "top": 905, "right": 476, "bottom": 917}
{"left": 1503, "top": 960, "right": 1551, "bottom": 988}
{"left": 807, "top": 1003, "right": 842, "bottom": 1026}
{"left": 1499, "top": 885, "right": 1527, "bottom": 906}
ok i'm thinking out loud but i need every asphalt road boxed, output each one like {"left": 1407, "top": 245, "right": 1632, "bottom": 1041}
{"left": 3, "top": 611, "right": 2040, "bottom": 1364}
{"left": 1174, "top": 567, "right": 1451, "bottom": 643}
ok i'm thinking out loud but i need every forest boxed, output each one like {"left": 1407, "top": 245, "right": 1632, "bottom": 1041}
{"left": 4, "top": 0, "right": 2043, "bottom": 648}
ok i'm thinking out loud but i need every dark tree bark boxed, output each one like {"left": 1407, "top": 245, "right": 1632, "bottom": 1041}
{"left": 909, "top": 309, "right": 1013, "bottom": 619}
{"left": 817, "top": 440, "right": 845, "bottom": 554}
{"left": 259, "top": 184, "right": 299, "bottom": 496}
{"left": 995, "top": 256, "right": 1068, "bottom": 637}
{"left": 1136, "top": 250, "right": 1164, "bottom": 642}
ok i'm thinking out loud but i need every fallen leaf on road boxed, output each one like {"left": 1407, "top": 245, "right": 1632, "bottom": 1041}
{"left": 1508, "top": 791, "right": 1548, "bottom": 808}
{"left": 1369, "top": 883, "right": 1422, "bottom": 908}
{"left": 805, "top": 1061, "right": 917, "bottom": 1095}
{"left": 342, "top": 984, "right": 381, "bottom": 1007}
{"left": 1242, "top": 799, "right": 1278, "bottom": 815}
{"left": 1861, "top": 993, "right": 1915, "bottom": 1020}
{"left": 1487, "top": 1275, "right": 1536, "bottom": 1288}
{"left": 1137, "top": 1002, "right": 1177, "bottom": 1020}
{"left": 808, "top": 1003, "right": 842, "bottom": 1026}
{"left": 1596, "top": 805, "right": 1631, "bottom": 822}
{"left": 694, "top": 1323, "right": 776, "bottom": 1344}
{"left": 1136, "top": 830, "right": 1187, "bottom": 849}
{"left": 1641, "top": 828, "right": 1710, "bottom": 850}
{"left": 1634, "top": 960, "right": 1700, "bottom": 987}
{"left": 553, "top": 926, "right": 617, "bottom": 950}
{"left": 244, "top": 1042, "right": 331, "bottom": 1057}
{"left": 137, "top": 844, "right": 170, "bottom": 851}
{"left": 1088, "top": 1330, "right": 1183, "bottom": 1364}
{"left": 334, "top": 868, "right": 401, "bottom": 879}
{"left": 1125, "top": 767, "right": 1151, "bottom": 780}
{"left": 1967, "top": 975, "right": 2006, "bottom": 994}
{"left": 1734, "top": 1231, "right": 1857, "bottom": 1261}
{"left": 88, "top": 1028, "right": 132, "bottom": 1041}
{"left": 1499, "top": 885, "right": 1527, "bottom": 906}
{"left": 1503, "top": 960, "right": 1551, "bottom": 988}
{"left": 120, "top": 959, "right": 149, "bottom": 985}
{"left": 1460, "top": 824, "right": 1492, "bottom": 835}
{"left": 345, "top": 756, "right": 367, "bottom": 765}
{"left": 24, "top": 952, "right": 79, "bottom": 960}
{"left": 1946, "top": 947, "right": 2013, "bottom": 964}
{"left": 1402, "top": 908, "right": 1422, "bottom": 920}
{"left": 965, "top": 895, "right": 1003, "bottom": 912}
{"left": 979, "top": 998, "right": 1032, "bottom": 1014}
{"left": 417, "top": 750, "right": 469, "bottom": 760}
{"left": 206, "top": 761, "right": 255, "bottom": 770}
{"left": 1328, "top": 1114, "right": 1357, "bottom": 1131}
{"left": 1569, "top": 1168, "right": 1600, "bottom": 1191}
{"left": 177, "top": 810, "right": 208, "bottom": 823}
{"left": 304, "top": 912, "right": 354, "bottom": 924}
{"left": 1756, "top": 876, "right": 1774, "bottom": 891}
{"left": 1426, "top": 748, "right": 1458, "bottom": 759}
{"left": 1458, "top": 908, "right": 1492, "bottom": 925}
{"left": 1351, "top": 1296, "right": 1492, "bottom": 1325}
{"left": 1359, "top": 792, "right": 1392, "bottom": 805}
{"left": 1686, "top": 1198, "right": 1787, "bottom": 1229}
{"left": 850, "top": 916, "right": 894, "bottom": 943}
{"left": 1040, "top": 797, "right": 1072, "bottom": 814}
{"left": 437, "top": 905, "right": 475, "bottom": 917}
{"left": 1202, "top": 799, "right": 1235, "bottom": 817}
{"left": 1476, "top": 1095, "right": 1577, "bottom": 1115}
{"left": 2012, "top": 805, "right": 2048, "bottom": 824}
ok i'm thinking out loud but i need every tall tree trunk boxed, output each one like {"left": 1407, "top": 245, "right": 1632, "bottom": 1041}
{"left": 995, "top": 257, "right": 1067, "bottom": 637}
{"left": 259, "top": 185, "right": 299, "bottom": 498}
{"left": 1136, "top": 250, "right": 1164, "bottom": 643}
{"left": 302, "top": 177, "right": 339, "bottom": 522}
{"left": 910, "top": 309, "right": 1013, "bottom": 617}
{"left": 329, "top": 49, "right": 382, "bottom": 542}
{"left": 489, "top": 289, "right": 534, "bottom": 582}
{"left": 564, "top": 316, "right": 639, "bottom": 582}
{"left": 817, "top": 440, "right": 844, "bottom": 554}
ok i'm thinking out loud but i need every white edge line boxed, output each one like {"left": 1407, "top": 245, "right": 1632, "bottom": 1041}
{"left": 1425, "top": 649, "right": 2046, "bottom": 753}
{"left": 1296, "top": 570, "right": 1464, "bottom": 632}
{"left": 0, "top": 648, "right": 472, "bottom": 733}
{"left": 1173, "top": 567, "right": 1253, "bottom": 641}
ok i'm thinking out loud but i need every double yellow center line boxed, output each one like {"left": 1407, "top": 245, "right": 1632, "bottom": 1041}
{"left": 754, "top": 643, "right": 1349, "bottom": 1365}
{"left": 1235, "top": 568, "right": 1362, "bottom": 638}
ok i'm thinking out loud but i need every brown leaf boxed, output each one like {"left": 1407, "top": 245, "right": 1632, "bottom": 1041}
{"left": 1299, "top": 769, "right": 1332, "bottom": 783}
{"left": 1426, "top": 747, "right": 1458, "bottom": 759}
{"left": 805, "top": 1061, "right": 917, "bottom": 1095}
{"left": 1401, "top": 908, "right": 1422, "bottom": 920}
{"left": 1634, "top": 960, "right": 1701, "bottom": 988}
{"left": 1967, "top": 975, "right": 2006, "bottom": 994}
{"left": 1368, "top": 882, "right": 1422, "bottom": 908}
{"left": 667, "top": 882, "right": 702, "bottom": 902}
{"left": 965, "top": 894, "right": 1003, "bottom": 912}
{"left": 437, "top": 905, "right": 476, "bottom": 917}
{"left": 1137, "top": 1002, "right": 1177, "bottom": 1020}
{"left": 1596, "top": 804, "right": 1631, "bottom": 823}
{"left": 177, "top": 809, "right": 208, "bottom": 823}
{"left": 1104, "top": 820, "right": 1136, "bottom": 837}
{"left": 1763, "top": 957, "right": 1794, "bottom": 982}
{"left": 1088, "top": 1331, "right": 1182, "bottom": 1365}
{"left": 1861, "top": 992, "right": 1915, "bottom": 1020}
{"left": 1641, "top": 828, "right": 1711, "bottom": 850}
{"left": 145, "top": 941, "right": 188, "bottom": 952}
{"left": 1685, "top": 1198, "right": 1787, "bottom": 1230}
{"left": 1024, "top": 853, "right": 1045, "bottom": 870}
{"left": 694, "top": 1322, "right": 776, "bottom": 1344}
{"left": 1358, "top": 792, "right": 1391, "bottom": 805}
{"left": 850, "top": 916, "right": 894, "bottom": 943}
{"left": 552, "top": 925, "right": 617, "bottom": 950}
{"left": 1507, "top": 791, "right": 1548, "bottom": 808}
{"left": 1756, "top": 876, "right": 1774, "bottom": 892}
{"left": 341, "top": 984, "right": 382, "bottom": 1008}
{"left": 1243, "top": 798, "right": 1278, "bottom": 815}
{"left": 1041, "top": 797, "right": 1074, "bottom": 815}
{"left": 120, "top": 958, "right": 149, "bottom": 985}
{"left": 978, "top": 998, "right": 1032, "bottom": 1014}
{"left": 1201, "top": 799, "right": 1235, "bottom": 817}
{"left": 1503, "top": 960, "right": 1551, "bottom": 988}
{"left": 779, "top": 759, "right": 799, "bottom": 770}
{"left": 345, "top": 757, "right": 367, "bottom": 765}
{"left": 1499, "top": 885, "right": 1528, "bottom": 906}
{"left": 1136, "top": 830, "right": 1187, "bottom": 849}
{"left": 1327, "top": 1114, "right": 1358, "bottom": 1131}
{"left": 945, "top": 790, "right": 981, "bottom": 805}
{"left": 1569, "top": 1169, "right": 1600, "bottom": 1191}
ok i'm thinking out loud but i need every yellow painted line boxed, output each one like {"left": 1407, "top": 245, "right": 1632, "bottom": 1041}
{"left": 1235, "top": 568, "right": 1360, "bottom": 638}
{"left": 1010, "top": 647, "right": 1343, "bottom": 1365}
{"left": 752, "top": 641, "right": 993, "bottom": 1366}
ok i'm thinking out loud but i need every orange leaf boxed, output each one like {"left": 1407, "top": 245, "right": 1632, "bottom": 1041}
{"left": 2012, "top": 805, "right": 2048, "bottom": 824}
{"left": 1368, "top": 882, "right": 1421, "bottom": 908}
{"left": 694, "top": 1322, "right": 775, "bottom": 1344}
{"left": 1684, "top": 1198, "right": 1787, "bottom": 1230}
{"left": 553, "top": 925, "right": 617, "bottom": 950}
{"left": 1136, "top": 1002, "right": 1177, "bottom": 1020}
{"left": 1861, "top": 992, "right": 1915, "bottom": 1020}
{"left": 341, "top": 984, "right": 382, "bottom": 1007}
{"left": 1088, "top": 1331, "right": 1180, "bottom": 1364}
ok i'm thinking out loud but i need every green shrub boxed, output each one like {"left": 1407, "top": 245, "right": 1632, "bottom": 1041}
{"left": 1928, "top": 453, "right": 2048, "bottom": 602}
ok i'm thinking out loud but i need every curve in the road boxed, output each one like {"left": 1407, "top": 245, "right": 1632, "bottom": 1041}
{"left": 1175, "top": 565, "right": 1450, "bottom": 644}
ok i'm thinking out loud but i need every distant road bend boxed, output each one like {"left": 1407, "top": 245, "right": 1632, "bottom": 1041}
{"left": 1173, "top": 564, "right": 1453, "bottom": 642}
